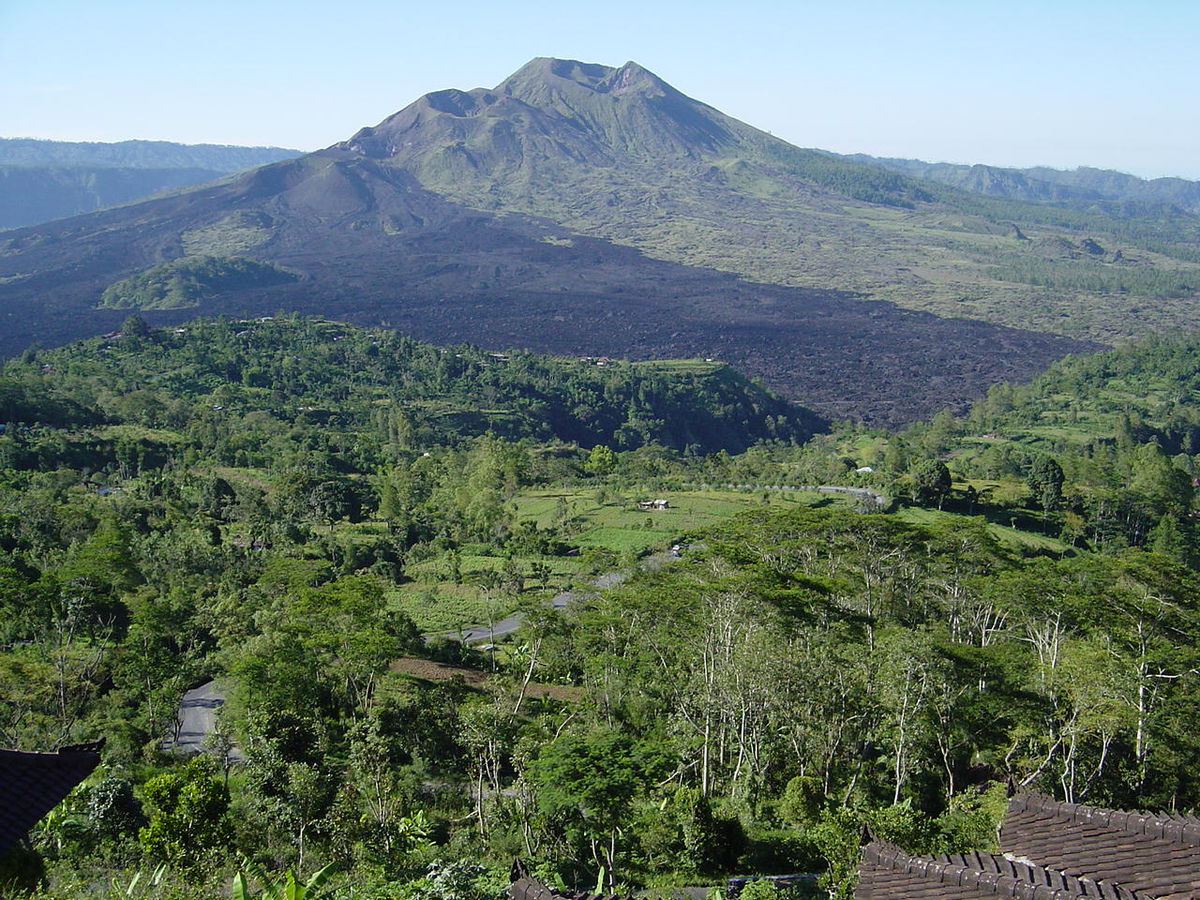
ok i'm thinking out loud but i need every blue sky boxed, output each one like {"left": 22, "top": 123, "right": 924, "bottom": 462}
{"left": 2, "top": 0, "right": 1197, "bottom": 179}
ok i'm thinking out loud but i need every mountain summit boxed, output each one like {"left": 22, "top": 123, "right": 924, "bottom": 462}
{"left": 333, "top": 58, "right": 1200, "bottom": 346}
{"left": 0, "top": 58, "right": 1112, "bottom": 424}
{"left": 333, "top": 56, "right": 940, "bottom": 215}
{"left": 337, "top": 57, "right": 743, "bottom": 177}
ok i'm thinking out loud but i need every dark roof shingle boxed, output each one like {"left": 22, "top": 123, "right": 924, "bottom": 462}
{"left": 1001, "top": 792, "right": 1200, "bottom": 900}
{"left": 856, "top": 841, "right": 1143, "bottom": 900}
{"left": 0, "top": 742, "right": 102, "bottom": 856}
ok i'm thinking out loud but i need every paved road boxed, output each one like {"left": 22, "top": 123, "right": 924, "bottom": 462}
{"left": 432, "top": 567, "right": 635, "bottom": 645}
{"left": 163, "top": 680, "right": 243, "bottom": 760}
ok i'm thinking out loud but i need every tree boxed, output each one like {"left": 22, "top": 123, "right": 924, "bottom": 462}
{"left": 308, "top": 479, "right": 357, "bottom": 531}
{"left": 138, "top": 760, "right": 233, "bottom": 869}
{"left": 121, "top": 314, "right": 150, "bottom": 338}
{"left": 584, "top": 445, "right": 617, "bottom": 477}
{"left": 1027, "top": 456, "right": 1064, "bottom": 515}
{"left": 779, "top": 775, "right": 823, "bottom": 828}
{"left": 911, "top": 460, "right": 951, "bottom": 509}
{"left": 85, "top": 777, "right": 146, "bottom": 847}
{"left": 1127, "top": 443, "right": 1193, "bottom": 519}
{"left": 527, "top": 727, "right": 668, "bottom": 887}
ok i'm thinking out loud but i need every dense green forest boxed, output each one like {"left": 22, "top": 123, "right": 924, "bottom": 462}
{"left": 98, "top": 258, "right": 299, "bottom": 310}
{"left": 4, "top": 317, "right": 1200, "bottom": 899}
{"left": 1, "top": 315, "right": 818, "bottom": 455}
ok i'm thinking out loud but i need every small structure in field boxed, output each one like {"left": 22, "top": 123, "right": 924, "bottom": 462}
{"left": 637, "top": 498, "right": 670, "bottom": 511}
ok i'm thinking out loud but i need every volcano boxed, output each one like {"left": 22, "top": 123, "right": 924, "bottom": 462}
{"left": 0, "top": 58, "right": 1098, "bottom": 425}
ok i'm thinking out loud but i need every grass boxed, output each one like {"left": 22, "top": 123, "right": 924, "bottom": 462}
{"left": 387, "top": 486, "right": 856, "bottom": 631}
{"left": 628, "top": 359, "right": 722, "bottom": 374}
{"left": 515, "top": 487, "right": 836, "bottom": 551}
{"left": 895, "top": 504, "right": 1071, "bottom": 556}
{"left": 389, "top": 582, "right": 527, "bottom": 635}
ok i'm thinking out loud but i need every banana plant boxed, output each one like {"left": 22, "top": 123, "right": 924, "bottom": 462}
{"left": 230, "top": 856, "right": 339, "bottom": 900}
{"left": 112, "top": 863, "right": 167, "bottom": 898}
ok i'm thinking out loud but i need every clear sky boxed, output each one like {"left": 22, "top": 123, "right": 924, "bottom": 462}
{"left": 2, "top": 0, "right": 1197, "bottom": 179}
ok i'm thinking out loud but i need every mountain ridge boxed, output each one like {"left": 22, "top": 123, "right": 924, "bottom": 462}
{"left": 847, "top": 153, "right": 1200, "bottom": 217}
{"left": 0, "top": 137, "right": 301, "bottom": 171}
{"left": 0, "top": 58, "right": 1121, "bottom": 425}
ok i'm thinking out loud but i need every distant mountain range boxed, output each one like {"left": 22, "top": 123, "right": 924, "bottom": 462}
{"left": 844, "top": 154, "right": 1200, "bottom": 217}
{"left": 11, "top": 58, "right": 1191, "bottom": 425}
{"left": 0, "top": 139, "right": 300, "bottom": 229}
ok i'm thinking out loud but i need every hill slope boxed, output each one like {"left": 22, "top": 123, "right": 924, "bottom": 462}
{"left": 2, "top": 315, "right": 826, "bottom": 453}
{"left": 345, "top": 58, "right": 1200, "bottom": 340}
{"left": 956, "top": 332, "right": 1200, "bottom": 456}
{"left": 0, "top": 151, "right": 1091, "bottom": 424}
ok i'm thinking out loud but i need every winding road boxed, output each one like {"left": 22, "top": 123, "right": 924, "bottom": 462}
{"left": 432, "top": 567, "right": 636, "bottom": 645}
{"left": 162, "top": 679, "right": 243, "bottom": 760}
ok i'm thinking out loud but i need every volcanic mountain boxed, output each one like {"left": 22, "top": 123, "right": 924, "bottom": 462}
{"left": 0, "top": 58, "right": 1112, "bottom": 425}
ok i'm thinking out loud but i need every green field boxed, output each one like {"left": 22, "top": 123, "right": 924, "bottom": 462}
{"left": 389, "top": 487, "right": 854, "bottom": 631}
{"left": 895, "top": 504, "right": 1071, "bottom": 555}
{"left": 514, "top": 487, "right": 835, "bottom": 552}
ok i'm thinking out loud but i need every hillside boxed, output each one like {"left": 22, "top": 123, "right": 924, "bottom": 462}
{"left": 351, "top": 58, "right": 1200, "bottom": 340}
{"left": 0, "top": 138, "right": 300, "bottom": 229}
{"left": 957, "top": 332, "right": 1200, "bottom": 454}
{"left": 4, "top": 324, "right": 1200, "bottom": 898}
{"left": 2, "top": 315, "right": 824, "bottom": 453}
{"left": 38, "top": 60, "right": 1200, "bottom": 421}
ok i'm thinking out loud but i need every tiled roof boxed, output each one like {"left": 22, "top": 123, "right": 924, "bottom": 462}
{"left": 0, "top": 741, "right": 102, "bottom": 856}
{"left": 1001, "top": 792, "right": 1200, "bottom": 900}
{"left": 856, "top": 841, "right": 1142, "bottom": 900}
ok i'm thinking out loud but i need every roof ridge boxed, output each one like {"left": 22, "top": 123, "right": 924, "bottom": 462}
{"left": 861, "top": 841, "right": 1145, "bottom": 900}
{"left": 1010, "top": 791, "right": 1200, "bottom": 846}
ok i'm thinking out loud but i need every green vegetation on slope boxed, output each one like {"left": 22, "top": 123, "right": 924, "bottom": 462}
{"left": 6, "top": 315, "right": 1200, "bottom": 897}
{"left": 98, "top": 256, "right": 298, "bottom": 310}
{"left": 958, "top": 332, "right": 1200, "bottom": 452}
{"left": 5, "top": 314, "right": 822, "bottom": 452}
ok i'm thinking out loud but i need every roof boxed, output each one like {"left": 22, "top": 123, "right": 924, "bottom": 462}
{"left": 0, "top": 741, "right": 103, "bottom": 857}
{"left": 857, "top": 841, "right": 1141, "bottom": 900}
{"left": 855, "top": 791, "right": 1200, "bottom": 900}
{"left": 1001, "top": 792, "right": 1200, "bottom": 900}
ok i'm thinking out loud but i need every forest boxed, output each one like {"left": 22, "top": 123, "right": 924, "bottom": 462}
{"left": 3, "top": 316, "right": 1200, "bottom": 899}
